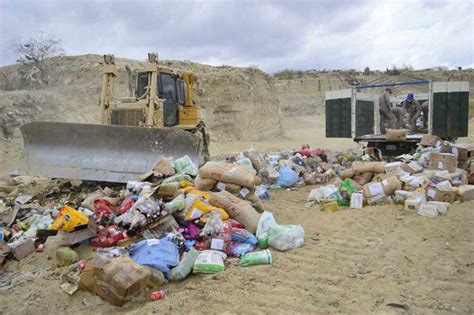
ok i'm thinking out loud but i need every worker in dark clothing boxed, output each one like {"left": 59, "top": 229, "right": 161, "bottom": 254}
{"left": 378, "top": 88, "right": 397, "bottom": 134}
{"left": 402, "top": 93, "right": 428, "bottom": 132}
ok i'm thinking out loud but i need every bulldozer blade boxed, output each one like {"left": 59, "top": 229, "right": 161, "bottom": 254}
{"left": 10, "top": 121, "right": 204, "bottom": 183}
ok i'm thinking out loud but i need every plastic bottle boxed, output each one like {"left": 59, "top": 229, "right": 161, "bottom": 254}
{"left": 255, "top": 185, "right": 270, "bottom": 201}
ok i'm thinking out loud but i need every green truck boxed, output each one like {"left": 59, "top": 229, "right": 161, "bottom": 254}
{"left": 325, "top": 80, "right": 470, "bottom": 158}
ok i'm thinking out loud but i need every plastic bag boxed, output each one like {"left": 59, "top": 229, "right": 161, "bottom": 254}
{"left": 240, "top": 249, "right": 272, "bottom": 267}
{"left": 130, "top": 238, "right": 180, "bottom": 279}
{"left": 173, "top": 155, "right": 198, "bottom": 176}
{"left": 231, "top": 228, "right": 257, "bottom": 245}
{"left": 275, "top": 166, "right": 299, "bottom": 188}
{"left": 306, "top": 185, "right": 338, "bottom": 204}
{"left": 255, "top": 211, "right": 277, "bottom": 238}
{"left": 229, "top": 242, "right": 255, "bottom": 257}
{"left": 267, "top": 225, "right": 304, "bottom": 251}
{"left": 255, "top": 185, "right": 270, "bottom": 201}
{"left": 117, "top": 196, "right": 136, "bottom": 215}
{"left": 202, "top": 211, "right": 225, "bottom": 237}
{"left": 193, "top": 250, "right": 227, "bottom": 273}
{"left": 90, "top": 225, "right": 127, "bottom": 247}
{"left": 93, "top": 199, "right": 116, "bottom": 221}
{"left": 49, "top": 205, "right": 89, "bottom": 232}
{"left": 336, "top": 179, "right": 355, "bottom": 206}
{"left": 171, "top": 247, "right": 199, "bottom": 281}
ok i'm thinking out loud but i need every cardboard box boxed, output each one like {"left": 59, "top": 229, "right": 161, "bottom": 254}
{"left": 367, "top": 194, "right": 390, "bottom": 206}
{"left": 417, "top": 204, "right": 439, "bottom": 218}
{"left": 428, "top": 153, "right": 457, "bottom": 173}
{"left": 402, "top": 161, "right": 423, "bottom": 174}
{"left": 427, "top": 201, "right": 449, "bottom": 215}
{"left": 386, "top": 129, "right": 407, "bottom": 141}
{"left": 457, "top": 185, "right": 474, "bottom": 201}
{"left": 80, "top": 256, "right": 150, "bottom": 306}
{"left": 56, "top": 220, "right": 97, "bottom": 246}
{"left": 405, "top": 198, "right": 423, "bottom": 211}
{"left": 385, "top": 162, "right": 403, "bottom": 176}
{"left": 420, "top": 134, "right": 441, "bottom": 147}
{"left": 350, "top": 193, "right": 363, "bottom": 209}
{"left": 426, "top": 186, "right": 457, "bottom": 203}
{"left": 10, "top": 239, "right": 36, "bottom": 260}
{"left": 441, "top": 143, "right": 474, "bottom": 160}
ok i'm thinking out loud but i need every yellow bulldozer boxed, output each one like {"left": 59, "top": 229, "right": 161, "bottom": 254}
{"left": 11, "top": 53, "right": 209, "bottom": 183}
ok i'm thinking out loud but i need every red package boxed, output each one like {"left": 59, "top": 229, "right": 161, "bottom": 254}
{"left": 223, "top": 219, "right": 243, "bottom": 230}
{"left": 93, "top": 199, "right": 116, "bottom": 221}
{"left": 89, "top": 225, "right": 127, "bottom": 247}
{"left": 117, "top": 196, "right": 135, "bottom": 215}
{"left": 195, "top": 239, "right": 211, "bottom": 251}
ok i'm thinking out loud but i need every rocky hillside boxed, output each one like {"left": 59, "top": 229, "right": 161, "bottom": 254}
{"left": 0, "top": 55, "right": 283, "bottom": 142}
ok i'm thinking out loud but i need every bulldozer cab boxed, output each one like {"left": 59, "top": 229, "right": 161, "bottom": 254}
{"left": 136, "top": 71, "right": 185, "bottom": 127}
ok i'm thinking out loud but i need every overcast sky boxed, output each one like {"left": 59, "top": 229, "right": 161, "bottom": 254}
{"left": 0, "top": 0, "right": 473, "bottom": 72}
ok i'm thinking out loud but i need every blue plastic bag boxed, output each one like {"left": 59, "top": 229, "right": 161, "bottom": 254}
{"left": 130, "top": 238, "right": 180, "bottom": 280}
{"left": 275, "top": 166, "right": 299, "bottom": 188}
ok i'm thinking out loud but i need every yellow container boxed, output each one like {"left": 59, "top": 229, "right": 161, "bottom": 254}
{"left": 320, "top": 200, "right": 339, "bottom": 212}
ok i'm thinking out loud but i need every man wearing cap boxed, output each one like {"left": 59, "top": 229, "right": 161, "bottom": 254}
{"left": 378, "top": 88, "right": 397, "bottom": 134}
{"left": 402, "top": 93, "right": 428, "bottom": 132}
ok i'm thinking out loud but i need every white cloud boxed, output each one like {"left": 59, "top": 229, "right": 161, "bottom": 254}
{"left": 0, "top": 0, "right": 472, "bottom": 72}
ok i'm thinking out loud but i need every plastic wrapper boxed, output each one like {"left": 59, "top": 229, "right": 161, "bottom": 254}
{"left": 90, "top": 225, "right": 127, "bottom": 247}
{"left": 256, "top": 211, "right": 277, "bottom": 238}
{"left": 202, "top": 211, "right": 225, "bottom": 237}
{"left": 173, "top": 155, "right": 198, "bottom": 176}
{"left": 93, "top": 199, "right": 116, "bottom": 221}
{"left": 117, "top": 196, "right": 136, "bottom": 215}
{"left": 229, "top": 242, "right": 254, "bottom": 257}
{"left": 336, "top": 179, "right": 356, "bottom": 206}
{"left": 231, "top": 228, "right": 257, "bottom": 245}
{"left": 49, "top": 205, "right": 89, "bottom": 232}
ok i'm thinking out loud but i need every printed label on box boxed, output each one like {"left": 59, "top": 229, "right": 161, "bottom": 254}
{"left": 437, "top": 161, "right": 444, "bottom": 169}
{"left": 452, "top": 147, "right": 458, "bottom": 156}
{"left": 427, "top": 189, "right": 436, "bottom": 198}
{"left": 382, "top": 179, "right": 389, "bottom": 187}
{"left": 368, "top": 183, "right": 384, "bottom": 196}
{"left": 216, "top": 182, "right": 226, "bottom": 191}
{"left": 350, "top": 193, "right": 363, "bottom": 209}
{"left": 239, "top": 187, "right": 250, "bottom": 198}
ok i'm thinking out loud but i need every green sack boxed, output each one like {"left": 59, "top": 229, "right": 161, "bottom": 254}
{"left": 240, "top": 249, "right": 272, "bottom": 267}
{"left": 193, "top": 250, "right": 227, "bottom": 274}
{"left": 171, "top": 247, "right": 199, "bottom": 281}
{"left": 165, "top": 194, "right": 185, "bottom": 213}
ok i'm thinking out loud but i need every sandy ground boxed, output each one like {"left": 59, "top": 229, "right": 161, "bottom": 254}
{"left": 1, "top": 115, "right": 474, "bottom": 314}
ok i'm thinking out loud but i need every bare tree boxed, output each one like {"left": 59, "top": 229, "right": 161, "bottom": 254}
{"left": 11, "top": 33, "right": 65, "bottom": 86}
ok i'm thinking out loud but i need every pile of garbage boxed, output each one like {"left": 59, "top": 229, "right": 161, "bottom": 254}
{"left": 0, "top": 154, "right": 305, "bottom": 306}
{"left": 307, "top": 135, "right": 474, "bottom": 218}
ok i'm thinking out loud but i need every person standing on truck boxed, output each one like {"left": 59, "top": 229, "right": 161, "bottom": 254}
{"left": 402, "top": 93, "right": 428, "bottom": 132}
{"left": 378, "top": 88, "right": 397, "bottom": 134}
